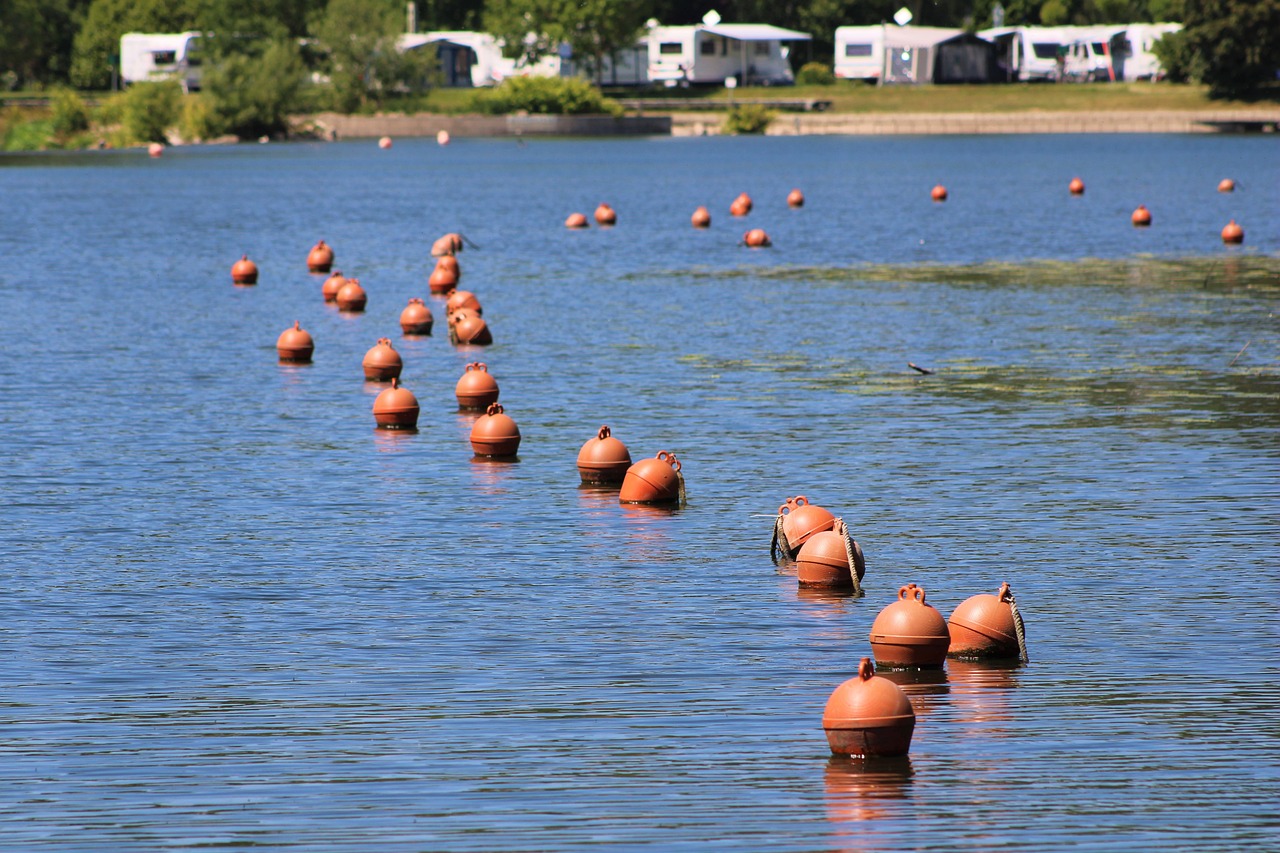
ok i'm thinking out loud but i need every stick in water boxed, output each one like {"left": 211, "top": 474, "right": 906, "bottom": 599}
{"left": 908, "top": 362, "right": 934, "bottom": 375}
{"left": 1228, "top": 341, "right": 1250, "bottom": 367}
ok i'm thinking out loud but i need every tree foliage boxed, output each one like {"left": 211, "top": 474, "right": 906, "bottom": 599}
{"left": 1177, "top": 0, "right": 1280, "bottom": 97}
{"left": 70, "top": 0, "right": 201, "bottom": 89}
{"left": 312, "top": 0, "right": 435, "bottom": 112}
{"left": 482, "top": 0, "right": 647, "bottom": 81}
{"left": 201, "top": 38, "right": 309, "bottom": 136}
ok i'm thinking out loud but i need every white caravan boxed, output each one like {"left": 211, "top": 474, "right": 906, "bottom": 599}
{"left": 833, "top": 25, "right": 962, "bottom": 84}
{"left": 119, "top": 32, "right": 203, "bottom": 92}
{"left": 1061, "top": 26, "right": 1128, "bottom": 81}
{"left": 1118, "top": 23, "right": 1182, "bottom": 81}
{"left": 978, "top": 26, "right": 1073, "bottom": 81}
{"left": 648, "top": 22, "right": 810, "bottom": 85}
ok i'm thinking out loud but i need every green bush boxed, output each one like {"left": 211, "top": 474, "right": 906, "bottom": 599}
{"left": 50, "top": 87, "right": 90, "bottom": 138}
{"left": 722, "top": 104, "right": 775, "bottom": 135}
{"left": 795, "top": 62, "right": 835, "bottom": 86}
{"left": 2, "top": 118, "right": 53, "bottom": 151}
{"left": 178, "top": 93, "right": 218, "bottom": 142}
{"left": 122, "top": 81, "right": 182, "bottom": 143}
{"left": 471, "top": 76, "right": 622, "bottom": 116}
{"left": 201, "top": 40, "right": 308, "bottom": 139}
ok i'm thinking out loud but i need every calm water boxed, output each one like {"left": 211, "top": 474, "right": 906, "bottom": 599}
{"left": 1, "top": 134, "right": 1277, "bottom": 851}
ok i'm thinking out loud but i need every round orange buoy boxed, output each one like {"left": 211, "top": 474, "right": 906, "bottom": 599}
{"left": 1218, "top": 178, "right": 1235, "bottom": 193}
{"left": 822, "top": 657, "right": 916, "bottom": 758}
{"left": 577, "top": 425, "right": 632, "bottom": 485}
{"left": 779, "top": 496, "right": 835, "bottom": 552}
{"left": 147, "top": 142, "right": 164, "bottom": 158}
{"left": 428, "top": 262, "right": 458, "bottom": 295}
{"left": 231, "top": 255, "right": 258, "bottom": 285}
{"left": 445, "top": 290, "right": 482, "bottom": 315}
{"left": 361, "top": 337, "right": 402, "bottom": 381}
{"left": 400, "top": 297, "right": 434, "bottom": 335}
{"left": 594, "top": 203, "right": 616, "bottom": 225}
{"left": 1221, "top": 219, "right": 1244, "bottom": 244}
{"left": 1069, "top": 177, "right": 1085, "bottom": 195}
{"left": 455, "top": 362, "right": 499, "bottom": 410}
{"left": 378, "top": 136, "right": 392, "bottom": 149}
{"left": 335, "top": 278, "right": 367, "bottom": 312}
{"left": 948, "top": 581, "right": 1021, "bottom": 660}
{"left": 470, "top": 402, "right": 521, "bottom": 457}
{"left": 372, "top": 377, "right": 418, "bottom": 429}
{"left": 619, "top": 451, "right": 683, "bottom": 505}
{"left": 795, "top": 531, "right": 855, "bottom": 589}
{"left": 729, "top": 193, "right": 752, "bottom": 217}
{"left": 307, "top": 240, "right": 334, "bottom": 273}
{"left": 435, "top": 254, "right": 460, "bottom": 279}
{"left": 691, "top": 206, "right": 711, "bottom": 228}
{"left": 450, "top": 310, "right": 492, "bottom": 345}
{"left": 931, "top": 184, "right": 948, "bottom": 202}
{"left": 565, "top": 212, "right": 589, "bottom": 229}
{"left": 869, "top": 584, "right": 951, "bottom": 668}
{"left": 276, "top": 320, "right": 314, "bottom": 363}
{"left": 742, "top": 228, "right": 771, "bottom": 248}
{"left": 431, "top": 233, "right": 464, "bottom": 257}
{"left": 787, "top": 188, "right": 805, "bottom": 207}
{"left": 437, "top": 129, "right": 450, "bottom": 146}
{"left": 1132, "top": 204, "right": 1152, "bottom": 226}
{"left": 321, "top": 270, "right": 346, "bottom": 302}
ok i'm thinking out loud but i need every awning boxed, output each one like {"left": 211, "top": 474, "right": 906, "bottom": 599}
{"left": 701, "top": 24, "right": 811, "bottom": 42}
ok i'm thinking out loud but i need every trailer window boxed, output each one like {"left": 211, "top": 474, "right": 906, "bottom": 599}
{"left": 659, "top": 42, "right": 682, "bottom": 55}
{"left": 700, "top": 38, "right": 717, "bottom": 56}
{"left": 152, "top": 50, "right": 177, "bottom": 65}
{"left": 844, "top": 43, "right": 873, "bottom": 57}
{"left": 1031, "top": 43, "right": 1059, "bottom": 59}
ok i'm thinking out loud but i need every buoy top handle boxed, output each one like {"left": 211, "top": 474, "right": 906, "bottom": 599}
{"left": 655, "top": 450, "right": 681, "bottom": 472}
{"left": 778, "top": 495, "right": 807, "bottom": 516}
{"left": 466, "top": 362, "right": 487, "bottom": 373}
{"left": 485, "top": 402, "right": 504, "bottom": 415}
{"left": 898, "top": 583, "right": 926, "bottom": 604}
{"left": 378, "top": 337, "right": 392, "bottom": 347}
{"left": 597, "top": 425, "right": 611, "bottom": 440}
{"left": 858, "top": 657, "right": 875, "bottom": 681}
{"left": 408, "top": 297, "right": 423, "bottom": 305}
{"left": 998, "top": 581, "right": 1012, "bottom": 602}
{"left": 293, "top": 320, "right": 301, "bottom": 330}
{"left": 390, "top": 377, "right": 399, "bottom": 389}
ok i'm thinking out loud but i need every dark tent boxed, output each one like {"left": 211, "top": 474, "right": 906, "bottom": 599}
{"left": 933, "top": 33, "right": 998, "bottom": 84}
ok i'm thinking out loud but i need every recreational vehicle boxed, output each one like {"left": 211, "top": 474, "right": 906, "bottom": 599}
{"left": 1061, "top": 26, "right": 1128, "bottom": 81}
{"left": 1118, "top": 23, "right": 1182, "bottom": 80}
{"left": 978, "top": 26, "right": 1073, "bottom": 81}
{"left": 119, "top": 32, "right": 203, "bottom": 92}
{"left": 833, "top": 26, "right": 963, "bottom": 85}
{"left": 647, "top": 21, "right": 810, "bottom": 86}
{"left": 397, "top": 32, "right": 514, "bottom": 87}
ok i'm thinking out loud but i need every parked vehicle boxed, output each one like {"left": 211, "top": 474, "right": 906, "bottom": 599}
{"left": 978, "top": 26, "right": 1073, "bottom": 82}
{"left": 648, "top": 20, "right": 810, "bottom": 86}
{"left": 1118, "top": 23, "right": 1183, "bottom": 81}
{"left": 120, "top": 32, "right": 203, "bottom": 92}
{"left": 833, "top": 25, "right": 966, "bottom": 85}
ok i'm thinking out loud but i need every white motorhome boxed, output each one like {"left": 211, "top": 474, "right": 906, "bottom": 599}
{"left": 120, "top": 32, "right": 203, "bottom": 92}
{"left": 978, "top": 26, "right": 1073, "bottom": 81}
{"left": 1118, "top": 23, "right": 1182, "bottom": 80}
{"left": 833, "top": 25, "right": 961, "bottom": 84}
{"left": 648, "top": 21, "right": 810, "bottom": 85}
{"left": 1061, "top": 26, "right": 1128, "bottom": 81}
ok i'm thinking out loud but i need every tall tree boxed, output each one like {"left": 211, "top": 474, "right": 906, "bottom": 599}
{"left": 312, "top": 0, "right": 435, "bottom": 111}
{"left": 70, "top": 0, "right": 201, "bottom": 89}
{"left": 1179, "top": 0, "right": 1280, "bottom": 96}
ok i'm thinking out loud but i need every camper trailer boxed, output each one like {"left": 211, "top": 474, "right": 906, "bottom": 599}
{"left": 397, "top": 32, "right": 512, "bottom": 87}
{"left": 119, "top": 32, "right": 203, "bottom": 92}
{"left": 1061, "top": 26, "right": 1128, "bottom": 81}
{"left": 978, "top": 26, "right": 1073, "bottom": 81}
{"left": 833, "top": 26, "right": 963, "bottom": 85}
{"left": 1119, "top": 23, "right": 1182, "bottom": 81}
{"left": 647, "top": 21, "right": 809, "bottom": 86}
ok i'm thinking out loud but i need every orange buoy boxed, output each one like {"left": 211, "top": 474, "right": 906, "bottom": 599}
{"left": 1218, "top": 178, "right": 1235, "bottom": 193}
{"left": 431, "top": 233, "right": 464, "bottom": 257}
{"left": 455, "top": 362, "right": 499, "bottom": 410}
{"left": 948, "top": 582, "right": 1022, "bottom": 660}
{"left": 372, "top": 377, "right": 418, "bottom": 429}
{"left": 1132, "top": 204, "right": 1152, "bottom": 226}
{"left": 787, "top": 188, "right": 805, "bottom": 207}
{"left": 576, "top": 425, "right": 632, "bottom": 485}
{"left": 779, "top": 496, "right": 835, "bottom": 552}
{"left": 231, "top": 255, "right": 258, "bottom": 285}
{"left": 691, "top": 206, "right": 711, "bottom": 228}
{"left": 147, "top": 142, "right": 164, "bottom": 158}
{"left": 594, "top": 203, "right": 616, "bottom": 225}
{"left": 1221, "top": 219, "right": 1244, "bottom": 244}
{"left": 449, "top": 309, "right": 492, "bottom": 345}
{"left": 335, "top": 278, "right": 367, "bottom": 312}
{"left": 378, "top": 136, "right": 392, "bottom": 149}
{"left": 437, "top": 129, "right": 450, "bottom": 145}
{"left": 743, "top": 228, "right": 771, "bottom": 248}
{"left": 276, "top": 320, "right": 314, "bottom": 363}
{"left": 321, "top": 270, "right": 347, "bottom": 302}
{"left": 795, "top": 530, "right": 856, "bottom": 589}
{"left": 470, "top": 402, "right": 521, "bottom": 457}
{"left": 619, "top": 451, "right": 683, "bottom": 505}
{"left": 362, "top": 337, "right": 402, "bottom": 381}
{"left": 822, "top": 657, "right": 916, "bottom": 758}
{"left": 565, "top": 212, "right": 589, "bottom": 229}
{"left": 729, "top": 193, "right": 752, "bottom": 217}
{"left": 1068, "top": 177, "right": 1085, "bottom": 195}
{"left": 307, "top": 240, "right": 334, "bottom": 273}
{"left": 435, "top": 254, "right": 460, "bottom": 279}
{"left": 869, "top": 584, "right": 951, "bottom": 669}
{"left": 445, "top": 289, "right": 482, "bottom": 315}
{"left": 931, "top": 184, "right": 948, "bottom": 202}
{"left": 428, "top": 261, "right": 458, "bottom": 295}
{"left": 400, "top": 297, "right": 434, "bottom": 335}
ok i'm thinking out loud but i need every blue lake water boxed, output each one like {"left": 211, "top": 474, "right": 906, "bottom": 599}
{"left": 1, "top": 133, "right": 1277, "bottom": 851}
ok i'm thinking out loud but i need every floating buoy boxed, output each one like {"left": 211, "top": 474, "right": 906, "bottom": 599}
{"left": 276, "top": 320, "right": 314, "bottom": 363}
{"left": 619, "top": 451, "right": 683, "bottom": 505}
{"left": 335, "top": 278, "right": 367, "bottom": 312}
{"left": 822, "top": 657, "right": 916, "bottom": 758}
{"left": 729, "top": 193, "right": 752, "bottom": 217}
{"left": 428, "top": 261, "right": 458, "bottom": 295}
{"left": 1068, "top": 177, "right": 1085, "bottom": 195}
{"left": 470, "top": 402, "right": 521, "bottom": 457}
{"left": 231, "top": 255, "right": 259, "bottom": 285}
{"left": 1221, "top": 219, "right": 1244, "bottom": 244}
{"left": 787, "top": 188, "right": 805, "bottom": 207}
{"left": 437, "top": 129, "right": 450, "bottom": 146}
{"left": 869, "top": 584, "right": 951, "bottom": 669}
{"left": 778, "top": 496, "right": 835, "bottom": 554}
{"left": 1132, "top": 204, "right": 1152, "bottom": 226}
{"left": 948, "top": 581, "right": 1024, "bottom": 660}
{"left": 691, "top": 206, "right": 711, "bottom": 228}
{"left": 455, "top": 362, "right": 499, "bottom": 410}
{"left": 307, "top": 240, "right": 334, "bottom": 273}
{"left": 796, "top": 531, "right": 855, "bottom": 589}
{"left": 565, "top": 212, "right": 589, "bottom": 229}
{"left": 931, "top": 184, "right": 948, "bottom": 202}
{"left": 435, "top": 254, "right": 460, "bottom": 279}
{"left": 321, "top": 270, "right": 346, "bottom": 302}
{"left": 577, "top": 425, "right": 632, "bottom": 485}
{"left": 362, "top": 337, "right": 402, "bottom": 381}
{"left": 372, "top": 377, "right": 418, "bottom": 429}
{"left": 743, "top": 228, "right": 771, "bottom": 247}
{"left": 445, "top": 289, "right": 481, "bottom": 315}
{"left": 431, "top": 233, "right": 464, "bottom": 257}
{"left": 449, "top": 309, "right": 492, "bottom": 345}
{"left": 400, "top": 297, "right": 434, "bottom": 335}
{"left": 148, "top": 142, "right": 164, "bottom": 158}
{"left": 1218, "top": 178, "right": 1235, "bottom": 193}
{"left": 594, "top": 203, "right": 616, "bottom": 225}
{"left": 378, "top": 136, "right": 392, "bottom": 149}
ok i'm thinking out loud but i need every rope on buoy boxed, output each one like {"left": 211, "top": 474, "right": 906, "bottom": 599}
{"left": 676, "top": 467, "right": 687, "bottom": 507}
{"left": 1002, "top": 584, "right": 1029, "bottom": 664}
{"left": 770, "top": 513, "right": 794, "bottom": 563}
{"left": 833, "top": 518, "right": 865, "bottom": 597}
